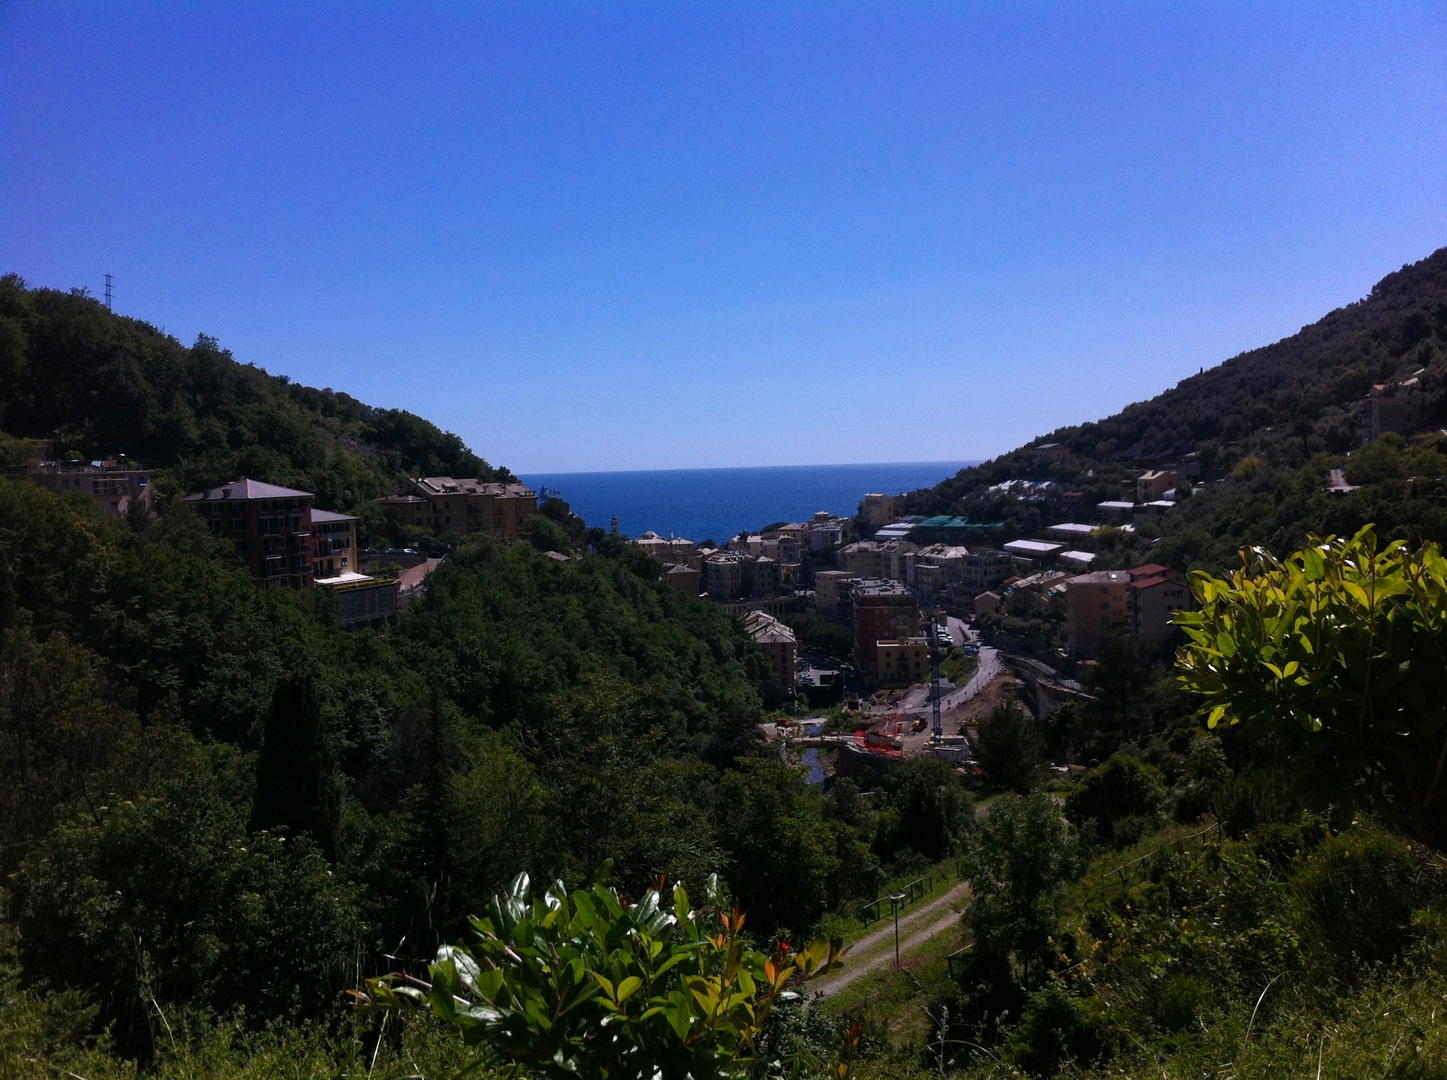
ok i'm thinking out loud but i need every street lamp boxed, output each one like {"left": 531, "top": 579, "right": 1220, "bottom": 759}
{"left": 889, "top": 891, "right": 907, "bottom": 968}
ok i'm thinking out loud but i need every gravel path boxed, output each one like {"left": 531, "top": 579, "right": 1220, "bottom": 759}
{"left": 810, "top": 880, "right": 971, "bottom": 998}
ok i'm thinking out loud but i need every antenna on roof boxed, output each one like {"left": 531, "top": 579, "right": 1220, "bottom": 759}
{"left": 104, "top": 274, "right": 113, "bottom": 311}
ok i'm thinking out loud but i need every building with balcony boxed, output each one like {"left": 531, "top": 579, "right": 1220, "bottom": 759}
{"left": 850, "top": 578, "right": 920, "bottom": 683}
{"left": 375, "top": 476, "right": 537, "bottom": 539}
{"left": 311, "top": 509, "right": 360, "bottom": 579}
{"left": 742, "top": 610, "right": 797, "bottom": 699}
{"left": 184, "top": 478, "right": 316, "bottom": 588}
{"left": 13, "top": 457, "right": 153, "bottom": 516}
{"left": 1064, "top": 569, "right": 1132, "bottom": 657}
{"left": 876, "top": 638, "right": 931, "bottom": 688}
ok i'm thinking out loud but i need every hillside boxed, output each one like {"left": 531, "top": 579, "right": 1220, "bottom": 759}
{"left": 896, "top": 245, "right": 1447, "bottom": 566}
{"left": 0, "top": 274, "right": 506, "bottom": 513}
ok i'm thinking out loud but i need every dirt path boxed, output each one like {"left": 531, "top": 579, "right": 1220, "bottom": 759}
{"left": 811, "top": 880, "right": 971, "bottom": 998}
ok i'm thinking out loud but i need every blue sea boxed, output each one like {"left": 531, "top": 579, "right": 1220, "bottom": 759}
{"left": 518, "top": 461, "right": 976, "bottom": 544}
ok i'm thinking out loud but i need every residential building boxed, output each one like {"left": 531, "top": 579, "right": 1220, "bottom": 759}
{"left": 1361, "top": 383, "right": 1419, "bottom": 443}
{"left": 813, "top": 570, "right": 860, "bottom": 618}
{"left": 974, "top": 590, "right": 1002, "bottom": 614}
{"left": 1030, "top": 442, "right": 1069, "bottom": 467}
{"left": 1065, "top": 570, "right": 1132, "bottom": 658}
{"left": 15, "top": 457, "right": 154, "bottom": 516}
{"left": 374, "top": 476, "right": 537, "bottom": 539}
{"left": 1136, "top": 470, "right": 1177, "bottom": 503}
{"left": 1003, "top": 539, "right": 1063, "bottom": 567}
{"left": 906, "top": 544, "right": 971, "bottom": 599}
{"left": 850, "top": 578, "right": 920, "bottom": 682}
{"left": 184, "top": 478, "right": 316, "bottom": 589}
{"left": 876, "top": 638, "right": 931, "bottom": 688}
{"left": 311, "top": 509, "right": 360, "bottom": 578}
{"left": 839, "top": 539, "right": 917, "bottom": 582}
{"left": 743, "top": 610, "right": 797, "bottom": 698}
{"left": 703, "top": 551, "right": 780, "bottom": 600}
{"left": 663, "top": 563, "right": 701, "bottom": 600}
{"left": 1004, "top": 571, "right": 1070, "bottom": 616}
{"left": 636, "top": 531, "right": 699, "bottom": 568}
{"left": 1129, "top": 563, "right": 1192, "bottom": 642}
{"left": 860, "top": 493, "right": 898, "bottom": 528}
{"left": 809, "top": 517, "right": 844, "bottom": 551}
{"left": 959, "top": 550, "right": 1013, "bottom": 593}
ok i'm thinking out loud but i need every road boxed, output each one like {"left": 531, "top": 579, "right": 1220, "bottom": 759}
{"left": 939, "top": 644, "right": 1000, "bottom": 712}
{"left": 809, "top": 879, "right": 971, "bottom": 998}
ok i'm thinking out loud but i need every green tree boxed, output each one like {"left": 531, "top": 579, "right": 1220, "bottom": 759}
{"left": 714, "top": 759, "right": 837, "bottom": 940}
{"left": 873, "top": 756, "right": 970, "bottom": 863}
{"left": 956, "top": 794, "right": 1079, "bottom": 1033}
{"left": 974, "top": 702, "right": 1046, "bottom": 793}
{"left": 1176, "top": 526, "right": 1447, "bottom": 848}
{"left": 1064, "top": 754, "right": 1166, "bottom": 848}
{"left": 250, "top": 671, "right": 340, "bottom": 858}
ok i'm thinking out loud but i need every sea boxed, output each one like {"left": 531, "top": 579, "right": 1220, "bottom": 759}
{"left": 518, "top": 461, "right": 976, "bottom": 544}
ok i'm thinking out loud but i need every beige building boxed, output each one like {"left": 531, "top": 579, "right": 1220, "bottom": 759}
{"left": 311, "top": 509, "right": 360, "bottom": 579}
{"left": 375, "top": 476, "right": 537, "bottom": 539}
{"left": 637, "top": 531, "right": 699, "bottom": 568}
{"left": 1065, "top": 570, "right": 1132, "bottom": 657}
{"left": 839, "top": 538, "right": 917, "bottom": 582}
{"left": 860, "top": 493, "right": 898, "bottom": 528}
{"left": 813, "top": 570, "right": 860, "bottom": 618}
{"left": 663, "top": 563, "right": 701, "bottom": 600}
{"left": 743, "top": 610, "right": 797, "bottom": 698}
{"left": 1136, "top": 470, "right": 1177, "bottom": 503}
{"left": 876, "top": 638, "right": 931, "bottom": 688}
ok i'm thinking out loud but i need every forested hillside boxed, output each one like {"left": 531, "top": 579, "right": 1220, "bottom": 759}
{"left": 0, "top": 278, "right": 958, "bottom": 1074}
{"left": 897, "top": 246, "right": 1447, "bottom": 570}
{"left": 0, "top": 275, "right": 504, "bottom": 512}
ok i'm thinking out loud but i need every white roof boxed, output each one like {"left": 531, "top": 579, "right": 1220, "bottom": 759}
{"left": 1060, "top": 550, "right": 1096, "bottom": 566}
{"left": 1046, "top": 522, "right": 1096, "bottom": 536}
{"left": 1004, "top": 539, "right": 1063, "bottom": 555}
{"left": 1097, "top": 501, "right": 1136, "bottom": 511}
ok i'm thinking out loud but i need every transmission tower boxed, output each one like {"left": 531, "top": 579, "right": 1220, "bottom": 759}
{"left": 104, "top": 274, "right": 113, "bottom": 311}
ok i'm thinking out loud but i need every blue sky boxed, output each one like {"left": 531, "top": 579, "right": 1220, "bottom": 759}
{"left": 3, "top": 3, "right": 1445, "bottom": 472}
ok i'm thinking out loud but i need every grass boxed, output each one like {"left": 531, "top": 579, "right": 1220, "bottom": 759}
{"left": 939, "top": 648, "right": 979, "bottom": 688}
{"left": 816, "top": 857, "right": 964, "bottom": 948}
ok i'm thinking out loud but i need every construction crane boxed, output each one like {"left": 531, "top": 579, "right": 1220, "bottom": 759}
{"left": 929, "top": 614, "right": 944, "bottom": 741}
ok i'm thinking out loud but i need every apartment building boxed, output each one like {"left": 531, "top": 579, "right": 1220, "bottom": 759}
{"left": 850, "top": 578, "right": 920, "bottom": 683}
{"left": 663, "top": 563, "right": 701, "bottom": 599}
{"left": 375, "top": 476, "right": 537, "bottom": 539}
{"left": 704, "top": 551, "right": 780, "bottom": 600}
{"left": 860, "top": 493, "right": 898, "bottom": 528}
{"left": 876, "top": 637, "right": 931, "bottom": 688}
{"left": 184, "top": 478, "right": 317, "bottom": 589}
{"left": 1129, "top": 563, "right": 1192, "bottom": 642}
{"left": 1064, "top": 569, "right": 1132, "bottom": 658}
{"left": 839, "top": 539, "right": 917, "bottom": 582}
{"left": 312, "top": 509, "right": 360, "bottom": 579}
{"left": 15, "top": 457, "right": 154, "bottom": 516}
{"left": 906, "top": 544, "right": 970, "bottom": 599}
{"left": 959, "top": 549, "right": 1013, "bottom": 593}
{"left": 1136, "top": 470, "right": 1177, "bottom": 503}
{"left": 813, "top": 570, "right": 860, "bottom": 618}
{"left": 743, "top": 610, "right": 797, "bottom": 698}
{"left": 636, "top": 531, "right": 699, "bottom": 568}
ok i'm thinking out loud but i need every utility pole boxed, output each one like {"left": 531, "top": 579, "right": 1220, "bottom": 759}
{"left": 889, "top": 891, "right": 906, "bottom": 967}
{"left": 104, "top": 274, "right": 113, "bottom": 311}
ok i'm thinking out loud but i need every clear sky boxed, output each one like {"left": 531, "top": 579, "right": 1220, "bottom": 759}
{"left": 3, "top": 3, "right": 1445, "bottom": 472}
